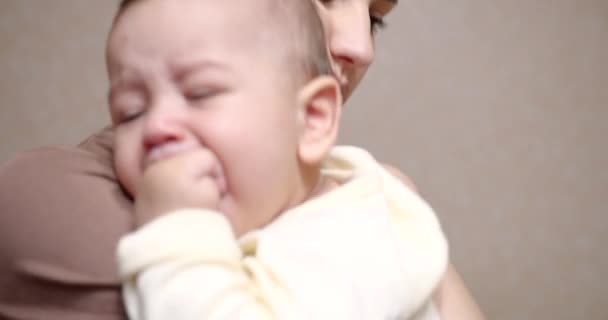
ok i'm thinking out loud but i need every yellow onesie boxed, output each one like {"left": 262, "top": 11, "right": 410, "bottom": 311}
{"left": 117, "top": 146, "right": 448, "bottom": 319}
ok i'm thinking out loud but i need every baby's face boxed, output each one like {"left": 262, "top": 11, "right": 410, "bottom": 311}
{"left": 107, "top": 0, "right": 304, "bottom": 234}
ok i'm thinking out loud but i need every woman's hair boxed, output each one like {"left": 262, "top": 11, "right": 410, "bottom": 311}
{"left": 115, "top": 0, "right": 331, "bottom": 83}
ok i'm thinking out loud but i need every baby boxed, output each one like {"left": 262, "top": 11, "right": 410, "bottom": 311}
{"left": 108, "top": 0, "right": 447, "bottom": 319}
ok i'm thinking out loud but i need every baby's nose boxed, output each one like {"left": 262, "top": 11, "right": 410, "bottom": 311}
{"left": 141, "top": 109, "right": 192, "bottom": 167}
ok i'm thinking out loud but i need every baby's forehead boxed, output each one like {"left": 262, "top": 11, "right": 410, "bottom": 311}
{"left": 109, "top": 2, "right": 289, "bottom": 72}
{"left": 118, "top": 0, "right": 273, "bottom": 24}
{"left": 109, "top": 0, "right": 324, "bottom": 81}
{"left": 122, "top": 1, "right": 313, "bottom": 51}
{"left": 113, "top": 1, "right": 271, "bottom": 46}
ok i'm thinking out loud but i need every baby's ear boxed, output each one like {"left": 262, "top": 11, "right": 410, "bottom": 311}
{"left": 296, "top": 75, "right": 342, "bottom": 165}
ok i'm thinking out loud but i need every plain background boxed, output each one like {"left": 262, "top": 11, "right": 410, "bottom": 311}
{"left": 1, "top": 0, "right": 606, "bottom": 319}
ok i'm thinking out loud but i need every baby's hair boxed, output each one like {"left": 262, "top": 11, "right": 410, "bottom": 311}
{"left": 116, "top": 0, "right": 332, "bottom": 84}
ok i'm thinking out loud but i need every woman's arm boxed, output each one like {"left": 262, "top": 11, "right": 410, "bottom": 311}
{"left": 434, "top": 263, "right": 485, "bottom": 320}
{"left": 382, "top": 164, "right": 486, "bottom": 320}
{"left": 0, "top": 129, "right": 130, "bottom": 320}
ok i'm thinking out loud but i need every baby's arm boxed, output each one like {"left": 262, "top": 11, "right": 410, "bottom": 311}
{"left": 118, "top": 150, "right": 286, "bottom": 319}
{"left": 118, "top": 194, "right": 421, "bottom": 319}
{"left": 119, "top": 203, "right": 401, "bottom": 319}
{"left": 118, "top": 198, "right": 436, "bottom": 320}
{"left": 118, "top": 210, "right": 286, "bottom": 319}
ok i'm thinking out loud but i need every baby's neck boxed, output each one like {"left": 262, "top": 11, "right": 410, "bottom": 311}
{"left": 304, "top": 175, "right": 340, "bottom": 202}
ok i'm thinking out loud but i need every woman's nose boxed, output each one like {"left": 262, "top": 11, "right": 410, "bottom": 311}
{"left": 328, "top": 7, "right": 375, "bottom": 68}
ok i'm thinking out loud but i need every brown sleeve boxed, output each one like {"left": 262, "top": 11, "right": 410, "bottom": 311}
{"left": 0, "top": 127, "right": 133, "bottom": 320}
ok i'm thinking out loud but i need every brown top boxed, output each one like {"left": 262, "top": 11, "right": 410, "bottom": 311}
{"left": 0, "top": 127, "right": 131, "bottom": 319}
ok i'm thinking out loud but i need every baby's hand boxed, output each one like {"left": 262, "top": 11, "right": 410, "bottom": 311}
{"left": 134, "top": 149, "right": 223, "bottom": 227}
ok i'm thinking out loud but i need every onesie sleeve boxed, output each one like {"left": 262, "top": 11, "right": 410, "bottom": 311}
{"left": 117, "top": 210, "right": 291, "bottom": 320}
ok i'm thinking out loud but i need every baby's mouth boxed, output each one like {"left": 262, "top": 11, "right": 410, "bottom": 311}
{"left": 144, "top": 142, "right": 228, "bottom": 197}
{"left": 144, "top": 141, "right": 192, "bottom": 168}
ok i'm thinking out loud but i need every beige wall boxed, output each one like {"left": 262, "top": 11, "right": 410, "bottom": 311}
{"left": 1, "top": 0, "right": 606, "bottom": 319}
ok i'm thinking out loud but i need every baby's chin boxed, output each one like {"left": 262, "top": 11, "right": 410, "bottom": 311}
{"left": 217, "top": 200, "right": 263, "bottom": 238}
{"left": 220, "top": 203, "right": 286, "bottom": 239}
{"left": 215, "top": 199, "right": 246, "bottom": 237}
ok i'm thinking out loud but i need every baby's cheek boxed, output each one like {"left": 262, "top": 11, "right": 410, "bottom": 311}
{"left": 113, "top": 143, "right": 141, "bottom": 198}
{"left": 221, "top": 175, "right": 267, "bottom": 233}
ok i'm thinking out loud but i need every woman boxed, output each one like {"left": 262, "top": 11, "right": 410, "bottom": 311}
{"left": 0, "top": 0, "right": 484, "bottom": 319}
{"left": 315, "top": 1, "right": 484, "bottom": 319}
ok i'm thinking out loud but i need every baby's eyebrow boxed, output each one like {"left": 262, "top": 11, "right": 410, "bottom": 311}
{"left": 172, "top": 60, "right": 231, "bottom": 82}
{"left": 107, "top": 86, "right": 123, "bottom": 106}
{"left": 107, "top": 80, "right": 126, "bottom": 103}
{"left": 107, "top": 77, "right": 140, "bottom": 104}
